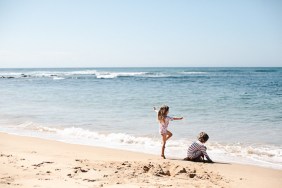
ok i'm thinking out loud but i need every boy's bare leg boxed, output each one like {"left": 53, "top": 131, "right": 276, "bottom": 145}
{"left": 184, "top": 156, "right": 192, "bottom": 161}
{"left": 193, "top": 156, "right": 204, "bottom": 162}
{"left": 193, "top": 153, "right": 204, "bottom": 162}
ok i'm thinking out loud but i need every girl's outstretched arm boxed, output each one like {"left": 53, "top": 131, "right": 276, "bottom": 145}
{"left": 153, "top": 107, "right": 158, "bottom": 113}
{"left": 173, "top": 117, "right": 183, "bottom": 120}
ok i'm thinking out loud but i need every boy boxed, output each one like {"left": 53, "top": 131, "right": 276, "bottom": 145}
{"left": 184, "top": 132, "right": 213, "bottom": 163}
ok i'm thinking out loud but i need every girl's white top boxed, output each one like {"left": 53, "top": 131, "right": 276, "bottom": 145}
{"left": 159, "top": 116, "right": 173, "bottom": 134}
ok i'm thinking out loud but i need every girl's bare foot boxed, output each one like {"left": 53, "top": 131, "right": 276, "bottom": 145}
{"left": 161, "top": 155, "right": 166, "bottom": 159}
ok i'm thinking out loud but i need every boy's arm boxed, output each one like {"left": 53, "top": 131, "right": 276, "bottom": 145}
{"left": 201, "top": 146, "right": 213, "bottom": 163}
{"left": 205, "top": 157, "right": 213, "bottom": 163}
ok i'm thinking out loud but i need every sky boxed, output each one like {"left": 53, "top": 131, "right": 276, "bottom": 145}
{"left": 0, "top": 0, "right": 281, "bottom": 68}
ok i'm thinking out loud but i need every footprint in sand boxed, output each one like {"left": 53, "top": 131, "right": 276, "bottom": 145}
{"left": 189, "top": 173, "right": 196, "bottom": 178}
{"left": 73, "top": 167, "right": 89, "bottom": 173}
{"left": 0, "top": 154, "right": 13, "bottom": 157}
{"left": 83, "top": 179, "right": 96, "bottom": 182}
{"left": 178, "top": 168, "right": 187, "bottom": 173}
{"left": 67, "top": 174, "right": 72, "bottom": 178}
{"left": 75, "top": 159, "right": 89, "bottom": 163}
{"left": 32, "top": 161, "right": 54, "bottom": 167}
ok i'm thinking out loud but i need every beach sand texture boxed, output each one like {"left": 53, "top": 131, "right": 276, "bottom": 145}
{"left": 1, "top": 133, "right": 281, "bottom": 188}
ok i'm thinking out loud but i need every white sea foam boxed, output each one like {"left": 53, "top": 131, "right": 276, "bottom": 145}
{"left": 59, "top": 70, "right": 99, "bottom": 76}
{"left": 95, "top": 72, "right": 147, "bottom": 79}
{"left": 53, "top": 76, "right": 65, "bottom": 80}
{"left": 16, "top": 121, "right": 59, "bottom": 133}
{"left": 142, "top": 73, "right": 171, "bottom": 78}
{"left": 180, "top": 72, "right": 208, "bottom": 74}
{"left": 0, "top": 69, "right": 208, "bottom": 79}
{"left": 0, "top": 70, "right": 149, "bottom": 79}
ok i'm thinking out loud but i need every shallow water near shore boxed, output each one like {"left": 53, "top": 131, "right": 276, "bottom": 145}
{"left": 0, "top": 67, "right": 281, "bottom": 169}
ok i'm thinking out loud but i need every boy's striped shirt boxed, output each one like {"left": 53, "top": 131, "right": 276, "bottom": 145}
{"left": 187, "top": 141, "right": 211, "bottom": 161}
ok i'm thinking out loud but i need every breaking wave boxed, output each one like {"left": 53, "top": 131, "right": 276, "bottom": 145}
{"left": 0, "top": 69, "right": 210, "bottom": 80}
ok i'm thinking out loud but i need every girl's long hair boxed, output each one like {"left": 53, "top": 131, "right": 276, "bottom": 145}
{"left": 158, "top": 105, "right": 169, "bottom": 124}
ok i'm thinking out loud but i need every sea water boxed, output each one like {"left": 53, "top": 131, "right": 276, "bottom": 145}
{"left": 0, "top": 67, "right": 281, "bottom": 169}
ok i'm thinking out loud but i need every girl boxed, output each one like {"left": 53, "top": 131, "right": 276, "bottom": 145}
{"left": 154, "top": 105, "right": 183, "bottom": 159}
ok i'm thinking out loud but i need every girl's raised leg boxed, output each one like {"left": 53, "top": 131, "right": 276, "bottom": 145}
{"left": 166, "top": 130, "right": 173, "bottom": 141}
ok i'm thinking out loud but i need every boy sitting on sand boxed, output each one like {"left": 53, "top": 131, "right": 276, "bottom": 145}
{"left": 184, "top": 132, "right": 213, "bottom": 163}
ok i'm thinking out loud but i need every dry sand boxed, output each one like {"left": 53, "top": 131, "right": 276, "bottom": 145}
{"left": 0, "top": 132, "right": 281, "bottom": 188}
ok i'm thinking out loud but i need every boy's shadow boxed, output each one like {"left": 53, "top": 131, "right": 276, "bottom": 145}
{"left": 211, "top": 161, "right": 230, "bottom": 165}
{"left": 168, "top": 158, "right": 231, "bottom": 165}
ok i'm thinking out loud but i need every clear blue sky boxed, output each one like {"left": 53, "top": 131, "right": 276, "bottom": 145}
{"left": 0, "top": 0, "right": 281, "bottom": 68}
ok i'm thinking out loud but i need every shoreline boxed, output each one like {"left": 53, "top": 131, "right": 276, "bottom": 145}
{"left": 1, "top": 132, "right": 281, "bottom": 188}
{"left": 1, "top": 129, "right": 281, "bottom": 171}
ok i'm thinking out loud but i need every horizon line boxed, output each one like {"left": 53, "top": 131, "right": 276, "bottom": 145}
{"left": 0, "top": 66, "right": 281, "bottom": 69}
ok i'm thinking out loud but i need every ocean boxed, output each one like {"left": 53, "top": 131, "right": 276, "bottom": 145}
{"left": 0, "top": 67, "right": 281, "bottom": 169}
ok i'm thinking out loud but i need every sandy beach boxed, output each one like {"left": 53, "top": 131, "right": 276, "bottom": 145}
{"left": 1, "top": 0, "right": 281, "bottom": 187}
{"left": 0, "top": 132, "right": 281, "bottom": 188}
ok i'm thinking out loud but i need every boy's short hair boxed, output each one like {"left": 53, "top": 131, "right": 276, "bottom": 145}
{"left": 198, "top": 132, "right": 209, "bottom": 143}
